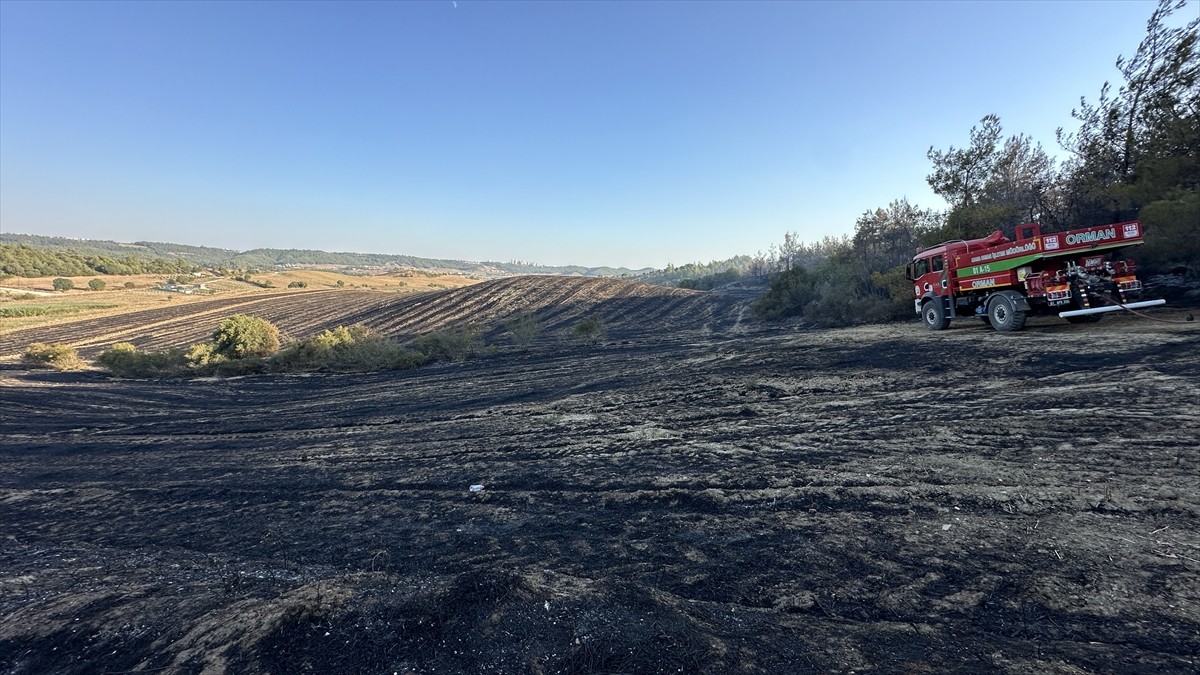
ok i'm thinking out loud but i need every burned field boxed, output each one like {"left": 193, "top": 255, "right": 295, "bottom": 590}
{"left": 1, "top": 311, "right": 1199, "bottom": 673}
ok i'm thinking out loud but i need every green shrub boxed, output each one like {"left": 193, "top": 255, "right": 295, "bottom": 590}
{"left": 211, "top": 315, "right": 280, "bottom": 359}
{"left": 52, "top": 278, "right": 73, "bottom": 292}
{"left": 123, "top": 281, "right": 136, "bottom": 289}
{"left": 504, "top": 312, "right": 542, "bottom": 349}
{"left": 208, "top": 357, "right": 271, "bottom": 376}
{"left": 87, "top": 278, "right": 106, "bottom": 291}
{"left": 571, "top": 315, "right": 605, "bottom": 344}
{"left": 415, "top": 325, "right": 484, "bottom": 362}
{"left": 1139, "top": 190, "right": 1200, "bottom": 275}
{"left": 185, "top": 341, "right": 221, "bottom": 367}
{"left": 96, "top": 342, "right": 188, "bottom": 377}
{"left": 869, "top": 265, "right": 918, "bottom": 321}
{"left": 751, "top": 267, "right": 818, "bottom": 320}
{"left": 272, "top": 324, "right": 426, "bottom": 372}
{"left": 287, "top": 281, "right": 308, "bottom": 288}
{"left": 22, "top": 343, "right": 85, "bottom": 371}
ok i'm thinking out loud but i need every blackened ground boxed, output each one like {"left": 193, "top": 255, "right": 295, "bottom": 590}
{"left": 1, "top": 309, "right": 1198, "bottom": 674}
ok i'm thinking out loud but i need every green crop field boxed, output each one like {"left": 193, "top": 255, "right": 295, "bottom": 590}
{"left": 0, "top": 303, "right": 118, "bottom": 318}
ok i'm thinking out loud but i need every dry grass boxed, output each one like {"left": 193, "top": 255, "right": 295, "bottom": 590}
{"left": 0, "top": 284, "right": 214, "bottom": 333}
{"left": 265, "top": 268, "right": 477, "bottom": 292}
{"left": 0, "top": 270, "right": 479, "bottom": 336}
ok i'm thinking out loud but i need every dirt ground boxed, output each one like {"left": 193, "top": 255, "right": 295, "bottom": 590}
{"left": 1, "top": 305, "right": 1199, "bottom": 673}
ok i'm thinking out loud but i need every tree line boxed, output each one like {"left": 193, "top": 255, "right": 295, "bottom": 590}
{"left": 0, "top": 234, "right": 651, "bottom": 279}
{"left": 0, "top": 244, "right": 200, "bottom": 279}
{"left": 753, "top": 0, "right": 1197, "bottom": 326}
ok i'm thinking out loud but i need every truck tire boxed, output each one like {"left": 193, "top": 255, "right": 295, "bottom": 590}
{"left": 988, "top": 294, "right": 1027, "bottom": 332}
{"left": 922, "top": 298, "right": 950, "bottom": 330}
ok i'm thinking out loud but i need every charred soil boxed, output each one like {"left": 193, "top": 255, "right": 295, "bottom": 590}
{"left": 2, "top": 309, "right": 1199, "bottom": 674}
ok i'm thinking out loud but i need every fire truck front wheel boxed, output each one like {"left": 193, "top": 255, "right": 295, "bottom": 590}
{"left": 987, "top": 294, "right": 1028, "bottom": 332}
{"left": 922, "top": 298, "right": 951, "bottom": 330}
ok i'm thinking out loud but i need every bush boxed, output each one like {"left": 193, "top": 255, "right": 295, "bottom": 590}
{"left": 185, "top": 341, "right": 220, "bottom": 367}
{"left": 52, "top": 278, "right": 73, "bottom": 292}
{"left": 22, "top": 343, "right": 85, "bottom": 371}
{"left": 272, "top": 325, "right": 426, "bottom": 372}
{"left": 869, "top": 265, "right": 918, "bottom": 320}
{"left": 1139, "top": 190, "right": 1200, "bottom": 275}
{"left": 123, "top": 281, "right": 135, "bottom": 289}
{"left": 752, "top": 256, "right": 906, "bottom": 327}
{"left": 87, "top": 278, "right": 106, "bottom": 291}
{"left": 504, "top": 312, "right": 542, "bottom": 349}
{"left": 287, "top": 281, "right": 308, "bottom": 288}
{"left": 96, "top": 343, "right": 188, "bottom": 377}
{"left": 571, "top": 315, "right": 605, "bottom": 344}
{"left": 415, "top": 325, "right": 484, "bottom": 362}
{"left": 751, "top": 268, "right": 818, "bottom": 321}
{"left": 207, "top": 357, "right": 271, "bottom": 376}
{"left": 211, "top": 315, "right": 280, "bottom": 359}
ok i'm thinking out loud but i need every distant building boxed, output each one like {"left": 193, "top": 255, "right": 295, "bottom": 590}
{"left": 161, "top": 281, "right": 209, "bottom": 294}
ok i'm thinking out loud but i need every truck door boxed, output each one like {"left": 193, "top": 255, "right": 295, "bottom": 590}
{"left": 932, "top": 254, "right": 949, "bottom": 294}
{"left": 910, "top": 257, "right": 929, "bottom": 292}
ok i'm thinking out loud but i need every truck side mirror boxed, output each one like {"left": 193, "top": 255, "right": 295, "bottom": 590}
{"left": 904, "top": 263, "right": 914, "bottom": 281}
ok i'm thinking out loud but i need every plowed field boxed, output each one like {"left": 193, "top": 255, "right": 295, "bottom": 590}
{"left": 1, "top": 277, "right": 740, "bottom": 359}
{"left": 1, "top": 292, "right": 1198, "bottom": 673}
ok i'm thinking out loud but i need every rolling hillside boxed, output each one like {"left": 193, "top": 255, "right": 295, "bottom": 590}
{"left": 0, "top": 233, "right": 653, "bottom": 278}
{"left": 0, "top": 276, "right": 747, "bottom": 358}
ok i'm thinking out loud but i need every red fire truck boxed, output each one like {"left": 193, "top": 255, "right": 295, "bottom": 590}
{"left": 905, "top": 221, "right": 1165, "bottom": 332}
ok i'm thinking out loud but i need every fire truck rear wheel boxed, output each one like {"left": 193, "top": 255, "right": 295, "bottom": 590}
{"left": 922, "top": 299, "right": 950, "bottom": 330}
{"left": 988, "top": 294, "right": 1027, "bottom": 332}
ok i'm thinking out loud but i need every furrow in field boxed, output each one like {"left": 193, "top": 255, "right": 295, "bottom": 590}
{"left": 2, "top": 276, "right": 747, "bottom": 359}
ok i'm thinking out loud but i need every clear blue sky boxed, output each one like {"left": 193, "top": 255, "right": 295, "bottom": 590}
{"left": 0, "top": 0, "right": 1168, "bottom": 269}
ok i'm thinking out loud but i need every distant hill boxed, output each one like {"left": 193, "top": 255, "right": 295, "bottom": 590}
{"left": 0, "top": 233, "right": 653, "bottom": 279}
